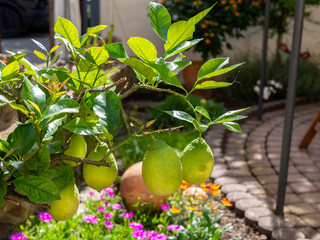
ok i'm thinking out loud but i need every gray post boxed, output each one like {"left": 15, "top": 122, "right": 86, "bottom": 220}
{"left": 275, "top": 0, "right": 305, "bottom": 215}
{"left": 90, "top": 0, "right": 100, "bottom": 27}
{"left": 80, "top": 0, "right": 88, "bottom": 35}
{"left": 257, "top": 0, "right": 271, "bottom": 120}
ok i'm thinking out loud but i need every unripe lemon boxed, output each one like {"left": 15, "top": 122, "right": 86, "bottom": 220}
{"left": 49, "top": 181, "right": 79, "bottom": 221}
{"left": 180, "top": 138, "right": 214, "bottom": 184}
{"left": 142, "top": 140, "right": 183, "bottom": 196}
{"left": 63, "top": 134, "right": 87, "bottom": 167}
{"left": 83, "top": 144, "right": 118, "bottom": 192}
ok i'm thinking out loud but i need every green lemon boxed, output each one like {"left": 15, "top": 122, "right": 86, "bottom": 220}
{"left": 83, "top": 144, "right": 118, "bottom": 192}
{"left": 63, "top": 134, "right": 87, "bottom": 167}
{"left": 180, "top": 138, "right": 214, "bottom": 184}
{"left": 49, "top": 181, "right": 79, "bottom": 221}
{"left": 142, "top": 140, "right": 183, "bottom": 196}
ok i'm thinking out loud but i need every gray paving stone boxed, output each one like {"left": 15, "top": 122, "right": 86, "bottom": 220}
{"left": 272, "top": 228, "right": 305, "bottom": 240}
{"left": 296, "top": 165, "right": 319, "bottom": 173}
{"left": 245, "top": 207, "right": 274, "bottom": 226}
{"left": 305, "top": 173, "right": 320, "bottom": 182}
{"left": 221, "top": 184, "right": 247, "bottom": 194}
{"left": 252, "top": 166, "right": 276, "bottom": 176}
{"left": 285, "top": 203, "right": 317, "bottom": 215}
{"left": 301, "top": 214, "right": 320, "bottom": 228}
{"left": 235, "top": 198, "right": 269, "bottom": 216}
{"left": 214, "top": 177, "right": 238, "bottom": 186}
{"left": 300, "top": 192, "right": 320, "bottom": 204}
{"left": 257, "top": 175, "right": 279, "bottom": 184}
{"left": 258, "top": 216, "right": 287, "bottom": 235}
{"left": 287, "top": 173, "right": 310, "bottom": 183}
{"left": 211, "top": 168, "right": 229, "bottom": 179}
{"left": 227, "top": 160, "right": 247, "bottom": 169}
{"left": 289, "top": 181, "right": 318, "bottom": 194}
{"left": 284, "top": 193, "right": 303, "bottom": 204}
{"left": 284, "top": 214, "right": 308, "bottom": 227}
{"left": 226, "top": 191, "right": 253, "bottom": 203}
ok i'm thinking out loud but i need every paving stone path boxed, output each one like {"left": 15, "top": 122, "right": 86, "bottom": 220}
{"left": 206, "top": 101, "right": 320, "bottom": 240}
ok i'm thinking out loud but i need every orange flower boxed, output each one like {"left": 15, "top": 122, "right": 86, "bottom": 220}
{"left": 221, "top": 0, "right": 226, "bottom": 4}
{"left": 238, "top": 0, "right": 242, "bottom": 3}
{"left": 209, "top": 189, "right": 219, "bottom": 195}
{"left": 221, "top": 197, "right": 233, "bottom": 207}
{"left": 229, "top": 0, "right": 235, "bottom": 3}
{"left": 224, "top": 6, "right": 229, "bottom": 10}
{"left": 193, "top": 1, "right": 197, "bottom": 5}
{"left": 171, "top": 207, "right": 181, "bottom": 214}
{"left": 210, "top": 33, "right": 215, "bottom": 37}
{"left": 200, "top": 24, "right": 206, "bottom": 29}
{"left": 197, "top": 210, "right": 203, "bottom": 214}
{"left": 221, "top": 25, "right": 227, "bottom": 29}
{"left": 200, "top": 183, "right": 208, "bottom": 188}
{"left": 210, "top": 184, "right": 221, "bottom": 191}
{"left": 205, "top": 39, "right": 211, "bottom": 45}
{"left": 180, "top": 180, "right": 190, "bottom": 190}
{"left": 232, "top": 4, "right": 237, "bottom": 8}
{"left": 187, "top": 205, "right": 199, "bottom": 210}
{"left": 233, "top": 11, "right": 240, "bottom": 16}
{"left": 204, "top": 32, "right": 209, "bottom": 37}
{"left": 209, "top": 205, "right": 216, "bottom": 210}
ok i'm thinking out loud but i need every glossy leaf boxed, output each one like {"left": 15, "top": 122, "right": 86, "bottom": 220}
{"left": 213, "top": 107, "right": 249, "bottom": 123}
{"left": 11, "top": 161, "right": 29, "bottom": 177}
{"left": 209, "top": 115, "right": 247, "bottom": 125}
{"left": 21, "top": 78, "right": 46, "bottom": 114}
{"left": 0, "top": 139, "right": 10, "bottom": 153}
{"left": 194, "top": 81, "right": 233, "bottom": 90}
{"left": 149, "top": 2, "right": 171, "bottom": 41}
{"left": 118, "top": 58, "right": 156, "bottom": 84}
{"left": 63, "top": 117, "right": 103, "bottom": 135}
{"left": 34, "top": 50, "right": 47, "bottom": 61}
{"left": 164, "top": 39, "right": 202, "bottom": 59}
{"left": 188, "top": 4, "right": 215, "bottom": 25}
{"left": 165, "top": 60, "right": 191, "bottom": 74}
{"left": 93, "top": 91, "right": 122, "bottom": 136}
{"left": 127, "top": 37, "right": 157, "bottom": 62}
{"left": 195, "top": 106, "right": 211, "bottom": 121}
{"left": 198, "top": 58, "right": 229, "bottom": 80}
{"left": 13, "top": 175, "right": 60, "bottom": 204}
{"left": 9, "top": 103, "right": 29, "bottom": 115}
{"left": 54, "top": 17, "right": 80, "bottom": 47}
{"left": 79, "top": 47, "right": 109, "bottom": 72}
{"left": 165, "top": 21, "right": 195, "bottom": 53}
{"left": 0, "top": 95, "right": 14, "bottom": 107}
{"left": 192, "top": 119, "right": 208, "bottom": 133}
{"left": 165, "top": 110, "right": 195, "bottom": 123}
{"left": 32, "top": 39, "right": 48, "bottom": 52}
{"left": 222, "top": 122, "right": 242, "bottom": 133}
{"left": 0, "top": 61, "right": 20, "bottom": 80}
{"left": 41, "top": 166, "right": 74, "bottom": 191}
{"left": 26, "top": 146, "right": 50, "bottom": 174}
{"left": 49, "top": 51, "right": 62, "bottom": 67}
{"left": 8, "top": 124, "right": 37, "bottom": 157}
{"left": 81, "top": 25, "right": 108, "bottom": 45}
{"left": 50, "top": 44, "right": 61, "bottom": 54}
{"left": 41, "top": 99, "right": 79, "bottom": 120}
{"left": 0, "top": 60, "right": 5, "bottom": 71}
{"left": 104, "top": 42, "right": 128, "bottom": 59}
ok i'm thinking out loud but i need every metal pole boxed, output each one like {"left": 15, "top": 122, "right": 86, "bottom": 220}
{"left": 90, "top": 0, "right": 100, "bottom": 27}
{"left": 48, "top": 0, "right": 55, "bottom": 52}
{"left": 275, "top": 0, "right": 305, "bottom": 215}
{"left": 80, "top": 0, "right": 88, "bottom": 35}
{"left": 257, "top": 0, "right": 271, "bottom": 120}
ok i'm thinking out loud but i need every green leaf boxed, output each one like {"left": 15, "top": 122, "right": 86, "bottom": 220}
{"left": 11, "top": 161, "right": 30, "bottom": 177}
{"left": 164, "top": 21, "right": 195, "bottom": 53}
{"left": 0, "top": 61, "right": 20, "bottom": 80}
{"left": 41, "top": 166, "right": 74, "bottom": 191}
{"left": 21, "top": 78, "right": 46, "bottom": 114}
{"left": 34, "top": 50, "right": 47, "bottom": 61}
{"left": 104, "top": 42, "right": 129, "bottom": 59}
{"left": 55, "top": 33, "right": 75, "bottom": 55}
{"left": 0, "top": 180, "right": 7, "bottom": 196}
{"left": 41, "top": 99, "right": 79, "bottom": 120}
{"left": 0, "top": 139, "right": 10, "bottom": 153}
{"left": 19, "top": 58, "right": 40, "bottom": 81}
{"left": 195, "top": 106, "right": 211, "bottom": 121}
{"left": 222, "top": 122, "right": 242, "bottom": 133}
{"left": 165, "top": 110, "right": 195, "bottom": 124}
{"left": 127, "top": 37, "right": 157, "bottom": 63}
{"left": 50, "top": 44, "right": 61, "bottom": 54}
{"left": 42, "top": 116, "right": 66, "bottom": 141}
{"left": 8, "top": 124, "right": 37, "bottom": 157}
{"left": 164, "top": 39, "right": 202, "bottom": 59}
{"left": 81, "top": 25, "right": 108, "bottom": 45}
{"left": 188, "top": 4, "right": 215, "bottom": 26}
{"left": 79, "top": 47, "right": 109, "bottom": 72}
{"left": 165, "top": 60, "right": 191, "bottom": 74}
{"left": 213, "top": 108, "right": 249, "bottom": 123}
{"left": 63, "top": 117, "right": 103, "bottom": 135}
{"left": 209, "top": 115, "right": 247, "bottom": 125}
{"left": 149, "top": 2, "right": 171, "bottom": 41}
{"left": 0, "top": 95, "right": 14, "bottom": 107}
{"left": 8, "top": 103, "right": 29, "bottom": 115}
{"left": 13, "top": 175, "right": 60, "bottom": 204}
{"left": 49, "top": 51, "right": 62, "bottom": 67}
{"left": 118, "top": 58, "right": 156, "bottom": 84}
{"left": 192, "top": 119, "right": 208, "bottom": 133}
{"left": 32, "top": 39, "right": 48, "bottom": 52}
{"left": 0, "top": 60, "right": 5, "bottom": 71}
{"left": 194, "top": 81, "right": 233, "bottom": 90}
{"left": 46, "top": 141, "right": 62, "bottom": 154}
{"left": 26, "top": 146, "right": 50, "bottom": 174}
{"left": 54, "top": 17, "right": 80, "bottom": 47}
{"left": 93, "top": 91, "right": 122, "bottom": 136}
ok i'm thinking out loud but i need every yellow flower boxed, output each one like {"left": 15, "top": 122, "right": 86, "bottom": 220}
{"left": 197, "top": 196, "right": 204, "bottom": 200}
{"left": 197, "top": 210, "right": 203, "bottom": 214}
{"left": 187, "top": 205, "right": 199, "bottom": 210}
{"left": 221, "top": 197, "right": 233, "bottom": 207}
{"left": 171, "top": 207, "right": 181, "bottom": 214}
{"left": 210, "top": 205, "right": 216, "bottom": 210}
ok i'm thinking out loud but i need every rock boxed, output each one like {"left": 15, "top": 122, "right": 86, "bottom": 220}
{"left": 182, "top": 187, "right": 208, "bottom": 200}
{"left": 272, "top": 228, "right": 305, "bottom": 240}
{"left": 119, "top": 161, "right": 167, "bottom": 211}
{"left": 245, "top": 207, "right": 274, "bottom": 226}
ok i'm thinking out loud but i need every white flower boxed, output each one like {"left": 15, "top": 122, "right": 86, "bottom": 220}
{"left": 263, "top": 87, "right": 271, "bottom": 100}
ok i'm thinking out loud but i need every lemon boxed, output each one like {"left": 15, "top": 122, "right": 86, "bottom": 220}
{"left": 49, "top": 181, "right": 79, "bottom": 221}
{"left": 83, "top": 144, "right": 118, "bottom": 192}
{"left": 142, "top": 140, "right": 183, "bottom": 196}
{"left": 63, "top": 134, "right": 87, "bottom": 167}
{"left": 180, "top": 138, "right": 214, "bottom": 184}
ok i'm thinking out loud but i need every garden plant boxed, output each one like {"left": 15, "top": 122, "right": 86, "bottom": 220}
{"left": 0, "top": 1, "right": 247, "bottom": 227}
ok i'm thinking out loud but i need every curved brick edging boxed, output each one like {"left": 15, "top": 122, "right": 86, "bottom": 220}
{"left": 206, "top": 98, "right": 320, "bottom": 240}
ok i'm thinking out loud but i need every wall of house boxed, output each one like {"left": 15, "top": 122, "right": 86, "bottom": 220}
{"left": 99, "top": 1, "right": 320, "bottom": 62}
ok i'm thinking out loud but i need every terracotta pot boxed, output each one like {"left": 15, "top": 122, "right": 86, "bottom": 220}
{"left": 182, "top": 61, "right": 212, "bottom": 99}
{"left": 119, "top": 161, "right": 167, "bottom": 212}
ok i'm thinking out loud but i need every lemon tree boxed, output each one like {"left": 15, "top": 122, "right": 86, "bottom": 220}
{"left": 0, "top": 2, "right": 247, "bottom": 218}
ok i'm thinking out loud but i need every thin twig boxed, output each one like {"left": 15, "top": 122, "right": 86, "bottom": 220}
{"left": 137, "top": 125, "right": 184, "bottom": 136}
{"left": 52, "top": 154, "right": 112, "bottom": 167}
{"left": 88, "top": 77, "right": 127, "bottom": 93}
{"left": 76, "top": 86, "right": 87, "bottom": 102}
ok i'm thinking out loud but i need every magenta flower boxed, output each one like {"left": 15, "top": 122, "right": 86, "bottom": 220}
{"left": 132, "top": 229, "right": 147, "bottom": 239}
{"left": 100, "top": 194, "right": 105, "bottom": 200}
{"left": 167, "top": 224, "right": 180, "bottom": 231}
{"left": 111, "top": 204, "right": 121, "bottom": 210}
{"left": 38, "top": 212, "right": 52, "bottom": 223}
{"left": 102, "top": 187, "right": 113, "bottom": 193}
{"left": 98, "top": 207, "right": 105, "bottom": 213}
{"left": 161, "top": 204, "right": 170, "bottom": 211}
{"left": 83, "top": 214, "right": 98, "bottom": 224}
{"left": 10, "top": 232, "right": 27, "bottom": 240}
{"left": 154, "top": 233, "right": 168, "bottom": 240}
{"left": 129, "top": 222, "right": 143, "bottom": 230}
{"left": 146, "top": 230, "right": 158, "bottom": 239}
{"left": 123, "top": 212, "right": 134, "bottom": 219}
{"left": 105, "top": 212, "right": 114, "bottom": 219}
{"left": 104, "top": 221, "right": 114, "bottom": 230}
{"left": 108, "top": 191, "right": 114, "bottom": 197}
{"left": 105, "top": 201, "right": 110, "bottom": 207}
{"left": 89, "top": 191, "right": 94, "bottom": 196}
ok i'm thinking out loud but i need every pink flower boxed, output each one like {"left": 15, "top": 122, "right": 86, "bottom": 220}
{"left": 123, "top": 212, "right": 134, "bottom": 219}
{"left": 111, "top": 204, "right": 121, "bottom": 210}
{"left": 129, "top": 222, "right": 143, "bottom": 230}
{"left": 98, "top": 207, "right": 105, "bottom": 213}
{"left": 27, "top": 221, "right": 31, "bottom": 225}
{"left": 83, "top": 214, "right": 98, "bottom": 224}
{"left": 10, "top": 233, "right": 27, "bottom": 240}
{"left": 108, "top": 191, "right": 114, "bottom": 197}
{"left": 102, "top": 187, "right": 113, "bottom": 193}
{"left": 100, "top": 194, "right": 105, "bottom": 200}
{"left": 104, "top": 221, "right": 114, "bottom": 230}
{"left": 153, "top": 233, "right": 167, "bottom": 240}
{"left": 105, "top": 201, "right": 110, "bottom": 207}
{"left": 132, "top": 229, "right": 147, "bottom": 239}
{"left": 38, "top": 212, "right": 52, "bottom": 223}
{"left": 89, "top": 191, "right": 94, "bottom": 196}
{"left": 167, "top": 224, "right": 180, "bottom": 231}
{"left": 160, "top": 204, "right": 170, "bottom": 211}
{"left": 105, "top": 212, "right": 114, "bottom": 219}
